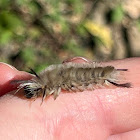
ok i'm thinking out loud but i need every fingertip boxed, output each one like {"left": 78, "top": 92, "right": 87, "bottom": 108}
{"left": 62, "top": 56, "right": 91, "bottom": 64}
{"left": 0, "top": 62, "right": 33, "bottom": 96}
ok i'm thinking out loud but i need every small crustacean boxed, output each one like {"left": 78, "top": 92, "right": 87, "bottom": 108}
{"left": 12, "top": 62, "right": 131, "bottom": 103}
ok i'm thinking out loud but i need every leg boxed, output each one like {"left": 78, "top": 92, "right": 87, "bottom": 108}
{"left": 53, "top": 87, "right": 61, "bottom": 100}
{"left": 41, "top": 87, "right": 47, "bottom": 105}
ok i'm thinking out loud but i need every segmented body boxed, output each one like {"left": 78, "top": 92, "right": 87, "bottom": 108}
{"left": 15, "top": 62, "right": 131, "bottom": 102}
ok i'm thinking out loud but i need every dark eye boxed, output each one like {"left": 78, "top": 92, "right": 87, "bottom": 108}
{"left": 25, "top": 92, "right": 35, "bottom": 99}
{"left": 23, "top": 85, "right": 34, "bottom": 98}
{"left": 23, "top": 85, "right": 42, "bottom": 99}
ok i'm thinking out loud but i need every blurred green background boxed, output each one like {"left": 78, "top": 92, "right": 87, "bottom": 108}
{"left": 0, "top": 0, "right": 140, "bottom": 72}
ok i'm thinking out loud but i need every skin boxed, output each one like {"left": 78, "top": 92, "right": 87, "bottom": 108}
{"left": 0, "top": 57, "right": 140, "bottom": 140}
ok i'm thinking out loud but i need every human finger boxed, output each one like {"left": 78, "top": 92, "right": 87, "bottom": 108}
{"left": 0, "top": 62, "right": 33, "bottom": 96}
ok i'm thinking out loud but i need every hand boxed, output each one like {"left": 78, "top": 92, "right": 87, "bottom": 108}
{"left": 0, "top": 58, "right": 140, "bottom": 140}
